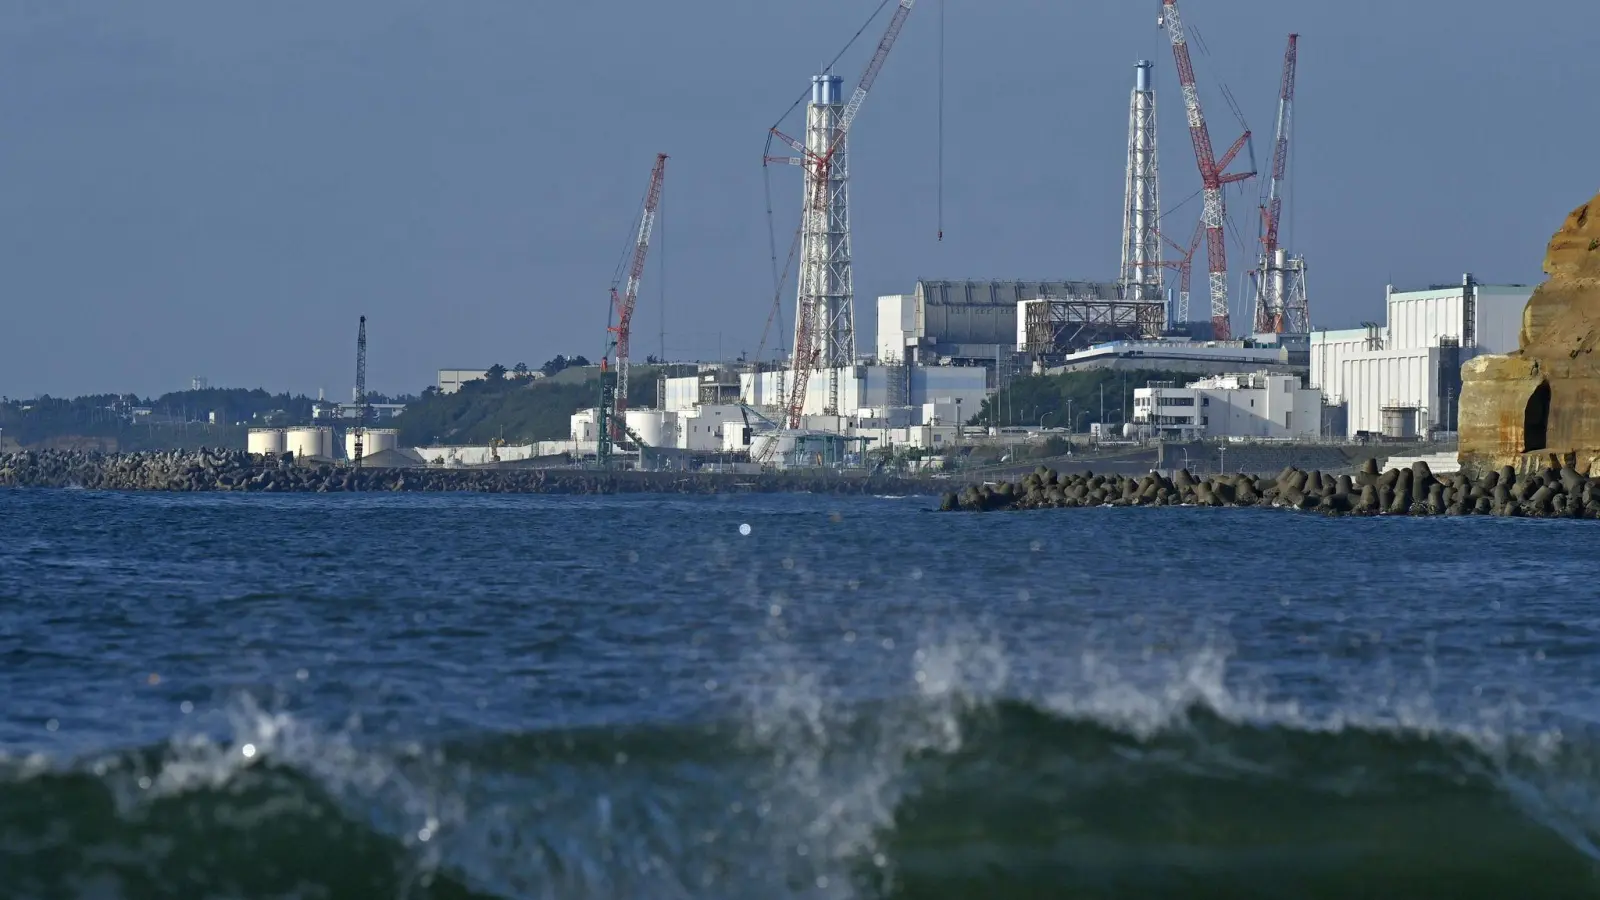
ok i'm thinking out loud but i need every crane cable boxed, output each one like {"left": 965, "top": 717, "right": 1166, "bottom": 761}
{"left": 937, "top": 0, "right": 945, "bottom": 242}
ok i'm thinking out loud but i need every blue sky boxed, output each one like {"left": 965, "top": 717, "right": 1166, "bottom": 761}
{"left": 0, "top": 0, "right": 1592, "bottom": 398}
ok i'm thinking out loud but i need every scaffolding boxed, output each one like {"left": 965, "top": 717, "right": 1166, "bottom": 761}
{"left": 1021, "top": 294, "right": 1165, "bottom": 358}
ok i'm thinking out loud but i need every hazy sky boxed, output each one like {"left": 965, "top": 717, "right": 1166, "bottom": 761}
{"left": 0, "top": 0, "right": 1593, "bottom": 399}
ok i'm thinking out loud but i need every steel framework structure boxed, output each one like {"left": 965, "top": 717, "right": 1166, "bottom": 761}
{"left": 1120, "top": 60, "right": 1164, "bottom": 317}
{"left": 1021, "top": 296, "right": 1164, "bottom": 358}
{"left": 768, "top": 0, "right": 915, "bottom": 432}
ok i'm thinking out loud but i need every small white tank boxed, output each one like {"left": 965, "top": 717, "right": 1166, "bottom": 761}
{"left": 345, "top": 428, "right": 400, "bottom": 460}
{"left": 624, "top": 410, "right": 674, "bottom": 447}
{"left": 247, "top": 428, "right": 286, "bottom": 456}
{"left": 285, "top": 426, "right": 333, "bottom": 460}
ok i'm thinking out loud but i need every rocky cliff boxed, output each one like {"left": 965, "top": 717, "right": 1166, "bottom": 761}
{"left": 1459, "top": 191, "right": 1600, "bottom": 476}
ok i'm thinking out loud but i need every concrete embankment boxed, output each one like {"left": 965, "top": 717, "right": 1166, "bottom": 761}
{"left": 941, "top": 458, "right": 1600, "bottom": 518}
{"left": 0, "top": 449, "right": 935, "bottom": 496}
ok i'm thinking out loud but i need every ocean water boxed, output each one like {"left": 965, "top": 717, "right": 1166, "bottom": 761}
{"left": 3, "top": 489, "right": 1600, "bottom": 898}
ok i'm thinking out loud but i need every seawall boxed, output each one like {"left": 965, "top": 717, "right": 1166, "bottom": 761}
{"left": 0, "top": 449, "right": 937, "bottom": 497}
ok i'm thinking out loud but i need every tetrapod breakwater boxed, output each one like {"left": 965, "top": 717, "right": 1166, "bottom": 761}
{"left": 941, "top": 457, "right": 1600, "bottom": 518}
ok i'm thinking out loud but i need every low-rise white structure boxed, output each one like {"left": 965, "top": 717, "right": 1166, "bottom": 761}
{"left": 1134, "top": 372, "right": 1323, "bottom": 441}
{"left": 1310, "top": 274, "right": 1533, "bottom": 439}
{"left": 678, "top": 403, "right": 743, "bottom": 451}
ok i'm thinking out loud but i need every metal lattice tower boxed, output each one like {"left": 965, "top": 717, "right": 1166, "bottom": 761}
{"left": 1120, "top": 60, "right": 1164, "bottom": 322}
{"left": 1279, "top": 253, "right": 1309, "bottom": 333}
{"left": 794, "top": 73, "right": 855, "bottom": 416}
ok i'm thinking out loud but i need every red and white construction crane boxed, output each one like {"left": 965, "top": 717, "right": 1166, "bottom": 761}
{"left": 1160, "top": 0, "right": 1254, "bottom": 340}
{"left": 765, "top": 0, "right": 915, "bottom": 438}
{"left": 1254, "top": 34, "right": 1302, "bottom": 334}
{"left": 607, "top": 153, "right": 667, "bottom": 431}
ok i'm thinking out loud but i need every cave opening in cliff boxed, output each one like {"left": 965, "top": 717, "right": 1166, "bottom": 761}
{"left": 1525, "top": 382, "right": 1550, "bottom": 452}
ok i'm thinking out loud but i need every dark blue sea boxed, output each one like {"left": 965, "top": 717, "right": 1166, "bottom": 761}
{"left": 3, "top": 488, "right": 1600, "bottom": 898}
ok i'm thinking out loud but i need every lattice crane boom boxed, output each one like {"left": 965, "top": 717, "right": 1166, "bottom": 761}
{"left": 608, "top": 153, "right": 668, "bottom": 428}
{"left": 1161, "top": 0, "right": 1252, "bottom": 340}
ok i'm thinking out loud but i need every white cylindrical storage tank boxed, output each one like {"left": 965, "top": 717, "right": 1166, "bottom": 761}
{"left": 247, "top": 428, "right": 286, "bottom": 456}
{"left": 285, "top": 426, "right": 333, "bottom": 460}
{"left": 345, "top": 428, "right": 400, "bottom": 459}
{"left": 625, "top": 410, "right": 667, "bottom": 447}
{"left": 366, "top": 428, "right": 400, "bottom": 455}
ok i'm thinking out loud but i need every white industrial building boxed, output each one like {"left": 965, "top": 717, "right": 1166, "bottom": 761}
{"left": 738, "top": 364, "right": 988, "bottom": 418}
{"left": 1310, "top": 275, "right": 1533, "bottom": 439}
{"left": 1133, "top": 372, "right": 1324, "bottom": 441}
{"left": 878, "top": 280, "right": 1132, "bottom": 365}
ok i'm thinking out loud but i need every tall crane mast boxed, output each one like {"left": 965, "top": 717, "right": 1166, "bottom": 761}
{"left": 1160, "top": 0, "right": 1253, "bottom": 340}
{"left": 766, "top": 0, "right": 915, "bottom": 437}
{"left": 352, "top": 315, "right": 368, "bottom": 468}
{"left": 610, "top": 153, "right": 668, "bottom": 425}
{"left": 1254, "top": 34, "right": 1300, "bottom": 334}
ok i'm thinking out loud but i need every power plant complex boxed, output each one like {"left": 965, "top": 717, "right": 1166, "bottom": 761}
{"left": 484, "top": 0, "right": 1510, "bottom": 472}
{"left": 262, "top": 0, "right": 1500, "bottom": 473}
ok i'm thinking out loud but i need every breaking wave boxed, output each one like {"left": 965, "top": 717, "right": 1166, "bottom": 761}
{"left": 6, "top": 660, "right": 1600, "bottom": 899}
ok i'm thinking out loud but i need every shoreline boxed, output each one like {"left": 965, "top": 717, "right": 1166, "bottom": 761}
{"left": 0, "top": 449, "right": 939, "bottom": 497}
{"left": 941, "top": 458, "right": 1600, "bottom": 518}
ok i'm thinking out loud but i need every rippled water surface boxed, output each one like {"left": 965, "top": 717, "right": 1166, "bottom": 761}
{"left": 3, "top": 488, "right": 1600, "bottom": 898}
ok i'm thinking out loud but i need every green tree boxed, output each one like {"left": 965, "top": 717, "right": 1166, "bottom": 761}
{"left": 512, "top": 362, "right": 531, "bottom": 378}
{"left": 485, "top": 364, "right": 508, "bottom": 382}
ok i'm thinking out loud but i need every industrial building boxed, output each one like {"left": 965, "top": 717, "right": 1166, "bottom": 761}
{"left": 877, "top": 280, "right": 1144, "bottom": 367}
{"left": 1133, "top": 372, "right": 1323, "bottom": 441}
{"left": 1310, "top": 275, "right": 1533, "bottom": 439}
{"left": 738, "top": 364, "right": 988, "bottom": 419}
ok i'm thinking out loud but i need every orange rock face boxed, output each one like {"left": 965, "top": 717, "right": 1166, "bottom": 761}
{"left": 1460, "top": 192, "right": 1600, "bottom": 475}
